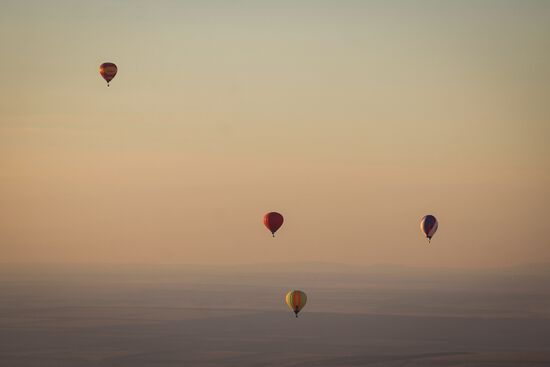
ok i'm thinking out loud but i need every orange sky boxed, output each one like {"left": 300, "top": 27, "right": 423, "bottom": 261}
{"left": 1, "top": 1, "right": 549, "bottom": 267}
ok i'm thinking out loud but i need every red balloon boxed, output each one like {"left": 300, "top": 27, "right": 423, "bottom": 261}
{"left": 264, "top": 212, "right": 284, "bottom": 237}
{"left": 99, "top": 62, "right": 117, "bottom": 86}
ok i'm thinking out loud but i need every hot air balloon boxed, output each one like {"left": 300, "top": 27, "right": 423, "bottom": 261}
{"left": 285, "top": 290, "right": 307, "bottom": 318}
{"left": 264, "top": 212, "right": 284, "bottom": 237}
{"left": 421, "top": 215, "right": 438, "bottom": 243}
{"left": 99, "top": 62, "right": 117, "bottom": 86}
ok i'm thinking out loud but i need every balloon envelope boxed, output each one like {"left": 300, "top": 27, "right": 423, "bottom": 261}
{"left": 264, "top": 212, "right": 284, "bottom": 236}
{"left": 421, "top": 215, "right": 438, "bottom": 242}
{"left": 285, "top": 290, "right": 307, "bottom": 317}
{"left": 99, "top": 62, "right": 117, "bottom": 85}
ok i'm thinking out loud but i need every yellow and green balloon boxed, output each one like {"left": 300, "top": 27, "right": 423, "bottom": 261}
{"left": 285, "top": 290, "right": 307, "bottom": 317}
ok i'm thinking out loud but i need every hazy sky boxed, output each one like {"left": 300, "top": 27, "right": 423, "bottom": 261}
{"left": 1, "top": 0, "right": 549, "bottom": 267}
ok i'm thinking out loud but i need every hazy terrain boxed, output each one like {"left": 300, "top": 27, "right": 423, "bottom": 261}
{"left": 1, "top": 263, "right": 550, "bottom": 366}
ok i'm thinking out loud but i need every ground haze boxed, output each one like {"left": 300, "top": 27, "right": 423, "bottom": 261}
{"left": 2, "top": 263, "right": 550, "bottom": 366}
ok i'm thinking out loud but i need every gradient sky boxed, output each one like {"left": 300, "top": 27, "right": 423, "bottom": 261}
{"left": 1, "top": 0, "right": 549, "bottom": 267}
